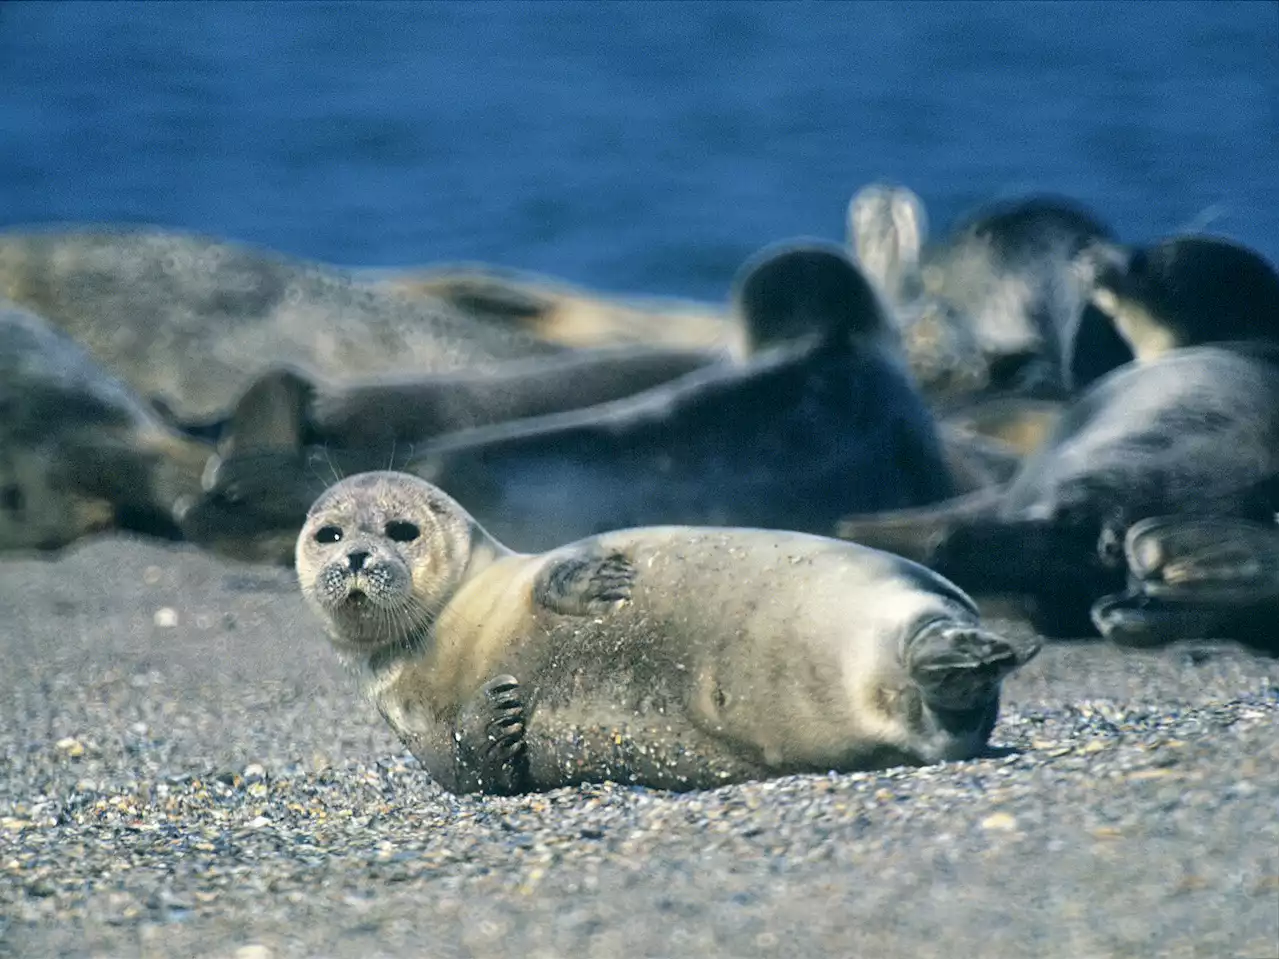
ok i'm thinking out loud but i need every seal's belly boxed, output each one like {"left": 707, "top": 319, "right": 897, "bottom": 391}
{"left": 512, "top": 527, "right": 964, "bottom": 781}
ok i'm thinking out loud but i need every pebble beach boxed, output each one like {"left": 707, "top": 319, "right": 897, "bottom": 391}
{"left": 1, "top": 535, "right": 1275, "bottom": 958}
{"left": 2, "top": 3, "right": 1276, "bottom": 957}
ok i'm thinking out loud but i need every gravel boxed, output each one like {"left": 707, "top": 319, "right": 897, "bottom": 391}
{"left": 0, "top": 534, "right": 1275, "bottom": 959}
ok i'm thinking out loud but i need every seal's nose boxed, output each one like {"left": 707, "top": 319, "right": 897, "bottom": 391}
{"left": 347, "top": 549, "right": 370, "bottom": 572}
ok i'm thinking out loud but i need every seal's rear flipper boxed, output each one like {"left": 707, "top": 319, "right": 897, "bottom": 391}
{"left": 1092, "top": 592, "right": 1205, "bottom": 648}
{"left": 1123, "top": 515, "right": 1278, "bottom": 602}
{"left": 533, "top": 549, "right": 636, "bottom": 616}
{"left": 905, "top": 622, "right": 1042, "bottom": 711}
{"left": 733, "top": 241, "right": 889, "bottom": 353}
{"left": 847, "top": 183, "right": 928, "bottom": 305}
{"left": 1092, "top": 590, "right": 1277, "bottom": 654}
{"left": 1093, "top": 515, "right": 1279, "bottom": 652}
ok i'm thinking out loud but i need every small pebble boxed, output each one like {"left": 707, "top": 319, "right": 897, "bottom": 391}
{"left": 980, "top": 812, "right": 1018, "bottom": 832}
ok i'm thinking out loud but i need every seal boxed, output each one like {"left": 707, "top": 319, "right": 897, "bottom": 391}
{"left": 848, "top": 184, "right": 1134, "bottom": 401}
{"left": 0, "top": 299, "right": 210, "bottom": 552}
{"left": 201, "top": 342, "right": 724, "bottom": 462}
{"left": 0, "top": 227, "right": 562, "bottom": 421}
{"left": 182, "top": 241, "right": 958, "bottom": 557}
{"left": 836, "top": 232, "right": 1278, "bottom": 640}
{"left": 840, "top": 343, "right": 1278, "bottom": 637}
{"left": 295, "top": 471, "right": 1041, "bottom": 794}
{"left": 1082, "top": 234, "right": 1278, "bottom": 361}
{"left": 367, "top": 262, "right": 741, "bottom": 355}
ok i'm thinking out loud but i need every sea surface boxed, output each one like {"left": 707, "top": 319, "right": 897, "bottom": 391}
{"left": 2, "top": 0, "right": 1276, "bottom": 301}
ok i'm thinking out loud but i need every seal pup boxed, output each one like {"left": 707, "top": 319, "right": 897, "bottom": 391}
{"left": 1091, "top": 515, "right": 1278, "bottom": 653}
{"left": 0, "top": 300, "right": 210, "bottom": 551}
{"left": 366, "top": 262, "right": 741, "bottom": 355}
{"left": 848, "top": 184, "right": 1134, "bottom": 401}
{"left": 295, "top": 471, "right": 1041, "bottom": 794}
{"left": 0, "top": 227, "right": 562, "bottom": 421}
{"left": 183, "top": 241, "right": 957, "bottom": 557}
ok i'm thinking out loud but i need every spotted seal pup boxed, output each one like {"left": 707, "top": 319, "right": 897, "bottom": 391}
{"left": 295, "top": 471, "right": 1041, "bottom": 794}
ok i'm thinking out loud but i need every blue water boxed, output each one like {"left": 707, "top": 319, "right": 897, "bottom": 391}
{"left": 2, "top": 0, "right": 1275, "bottom": 301}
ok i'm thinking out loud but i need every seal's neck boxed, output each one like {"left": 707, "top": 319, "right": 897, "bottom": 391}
{"left": 353, "top": 522, "right": 515, "bottom": 680}
{"left": 460, "top": 522, "right": 516, "bottom": 582}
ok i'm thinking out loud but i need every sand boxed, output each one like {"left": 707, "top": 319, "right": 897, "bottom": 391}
{"left": 0, "top": 534, "right": 1275, "bottom": 959}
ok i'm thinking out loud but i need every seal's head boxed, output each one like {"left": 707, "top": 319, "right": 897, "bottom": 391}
{"left": 295, "top": 471, "right": 479, "bottom": 654}
{"left": 732, "top": 240, "right": 892, "bottom": 355}
{"left": 1082, "top": 234, "right": 1278, "bottom": 360}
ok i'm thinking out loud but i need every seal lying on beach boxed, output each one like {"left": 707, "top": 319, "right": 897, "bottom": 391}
{"left": 295, "top": 471, "right": 1041, "bottom": 794}
{"left": 197, "top": 343, "right": 724, "bottom": 460}
{"left": 838, "top": 232, "right": 1279, "bottom": 639}
{"left": 183, "top": 241, "right": 958, "bottom": 557}
{"left": 1090, "top": 515, "right": 1278, "bottom": 654}
{"left": 367, "top": 262, "right": 740, "bottom": 355}
{"left": 0, "top": 227, "right": 562, "bottom": 421}
{"left": 0, "top": 300, "right": 210, "bottom": 551}
{"left": 848, "top": 184, "right": 1133, "bottom": 402}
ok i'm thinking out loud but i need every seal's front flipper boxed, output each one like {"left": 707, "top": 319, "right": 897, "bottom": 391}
{"left": 455, "top": 675, "right": 529, "bottom": 795}
{"left": 533, "top": 549, "right": 635, "bottom": 616}
{"left": 1091, "top": 591, "right": 1216, "bottom": 649}
{"left": 905, "top": 621, "right": 1041, "bottom": 712}
{"left": 836, "top": 486, "right": 1003, "bottom": 565}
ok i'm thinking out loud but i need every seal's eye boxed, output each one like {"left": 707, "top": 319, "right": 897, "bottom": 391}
{"left": 385, "top": 520, "right": 420, "bottom": 542}
{"left": 315, "top": 525, "right": 343, "bottom": 544}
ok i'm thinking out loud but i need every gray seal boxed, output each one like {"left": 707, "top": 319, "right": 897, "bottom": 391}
{"left": 199, "top": 343, "right": 724, "bottom": 462}
{"left": 0, "top": 227, "right": 563, "bottom": 421}
{"left": 0, "top": 299, "right": 210, "bottom": 551}
{"left": 366, "top": 262, "right": 740, "bottom": 354}
{"left": 1083, "top": 233, "right": 1278, "bottom": 361}
{"left": 836, "top": 228, "right": 1278, "bottom": 641}
{"left": 295, "top": 471, "right": 1040, "bottom": 795}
